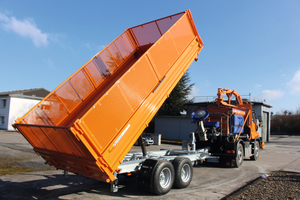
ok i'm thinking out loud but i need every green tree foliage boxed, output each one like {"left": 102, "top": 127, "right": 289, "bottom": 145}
{"left": 157, "top": 71, "right": 194, "bottom": 116}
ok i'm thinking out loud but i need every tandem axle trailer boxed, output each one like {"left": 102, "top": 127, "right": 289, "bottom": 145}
{"left": 113, "top": 134, "right": 216, "bottom": 194}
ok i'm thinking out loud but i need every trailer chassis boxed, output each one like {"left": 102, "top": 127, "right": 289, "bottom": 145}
{"left": 112, "top": 134, "right": 217, "bottom": 194}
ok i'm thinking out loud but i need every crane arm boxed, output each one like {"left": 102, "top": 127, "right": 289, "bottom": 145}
{"left": 216, "top": 88, "right": 243, "bottom": 107}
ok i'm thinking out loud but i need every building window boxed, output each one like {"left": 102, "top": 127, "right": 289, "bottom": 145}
{"left": 0, "top": 116, "right": 4, "bottom": 125}
{"left": 1, "top": 99, "right": 6, "bottom": 108}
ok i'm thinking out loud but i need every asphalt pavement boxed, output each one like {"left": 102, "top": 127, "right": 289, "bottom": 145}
{"left": 0, "top": 130, "right": 299, "bottom": 200}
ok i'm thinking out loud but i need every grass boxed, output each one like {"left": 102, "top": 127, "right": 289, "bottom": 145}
{"left": 0, "top": 157, "right": 37, "bottom": 176}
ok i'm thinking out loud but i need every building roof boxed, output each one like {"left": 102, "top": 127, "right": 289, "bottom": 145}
{"left": 0, "top": 88, "right": 50, "bottom": 99}
{"left": 187, "top": 100, "right": 272, "bottom": 108}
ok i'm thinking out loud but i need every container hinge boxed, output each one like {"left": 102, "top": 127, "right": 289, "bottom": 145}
{"left": 70, "top": 127, "right": 82, "bottom": 141}
{"left": 97, "top": 157, "right": 108, "bottom": 168}
{"left": 71, "top": 120, "right": 86, "bottom": 140}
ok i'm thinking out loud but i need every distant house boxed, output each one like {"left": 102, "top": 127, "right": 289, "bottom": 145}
{"left": 0, "top": 88, "right": 50, "bottom": 131}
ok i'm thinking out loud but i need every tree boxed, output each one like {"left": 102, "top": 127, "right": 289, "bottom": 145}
{"left": 157, "top": 71, "right": 194, "bottom": 116}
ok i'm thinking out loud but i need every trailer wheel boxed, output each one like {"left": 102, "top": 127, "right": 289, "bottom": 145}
{"left": 172, "top": 157, "right": 193, "bottom": 188}
{"left": 250, "top": 140, "right": 260, "bottom": 160}
{"left": 235, "top": 143, "right": 244, "bottom": 167}
{"left": 150, "top": 160, "right": 174, "bottom": 195}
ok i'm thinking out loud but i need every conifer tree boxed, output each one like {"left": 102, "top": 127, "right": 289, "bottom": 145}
{"left": 157, "top": 71, "right": 194, "bottom": 116}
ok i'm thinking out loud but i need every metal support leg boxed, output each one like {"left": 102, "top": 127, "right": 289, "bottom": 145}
{"left": 110, "top": 171, "right": 119, "bottom": 193}
{"left": 138, "top": 135, "right": 147, "bottom": 156}
{"left": 189, "top": 132, "right": 196, "bottom": 151}
{"left": 110, "top": 179, "right": 119, "bottom": 193}
{"left": 63, "top": 170, "right": 68, "bottom": 177}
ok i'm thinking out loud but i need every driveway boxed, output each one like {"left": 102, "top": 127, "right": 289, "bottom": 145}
{"left": 0, "top": 130, "right": 299, "bottom": 199}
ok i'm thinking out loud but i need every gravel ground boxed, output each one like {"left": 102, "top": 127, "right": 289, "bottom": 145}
{"left": 227, "top": 171, "right": 300, "bottom": 200}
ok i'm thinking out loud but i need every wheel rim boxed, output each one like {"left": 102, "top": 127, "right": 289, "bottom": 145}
{"left": 237, "top": 147, "right": 243, "bottom": 164}
{"left": 181, "top": 163, "right": 191, "bottom": 182}
{"left": 159, "top": 167, "right": 172, "bottom": 188}
{"left": 255, "top": 142, "right": 259, "bottom": 157}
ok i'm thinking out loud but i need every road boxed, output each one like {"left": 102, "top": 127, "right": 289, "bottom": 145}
{"left": 0, "top": 131, "right": 299, "bottom": 200}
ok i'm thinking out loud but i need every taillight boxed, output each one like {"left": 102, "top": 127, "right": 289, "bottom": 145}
{"left": 226, "top": 160, "right": 236, "bottom": 167}
{"left": 226, "top": 150, "right": 235, "bottom": 154}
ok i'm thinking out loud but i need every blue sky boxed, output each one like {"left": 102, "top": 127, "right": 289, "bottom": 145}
{"left": 0, "top": 1, "right": 300, "bottom": 114}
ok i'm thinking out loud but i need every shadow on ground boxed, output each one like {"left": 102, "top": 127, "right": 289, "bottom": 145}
{"left": 0, "top": 172, "right": 155, "bottom": 199}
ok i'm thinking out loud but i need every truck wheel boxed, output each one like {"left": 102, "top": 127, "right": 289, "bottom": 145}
{"left": 235, "top": 143, "right": 244, "bottom": 167}
{"left": 250, "top": 140, "right": 260, "bottom": 160}
{"left": 172, "top": 157, "right": 193, "bottom": 188}
{"left": 150, "top": 160, "right": 174, "bottom": 195}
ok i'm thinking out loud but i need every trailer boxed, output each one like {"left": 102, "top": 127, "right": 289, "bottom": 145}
{"left": 116, "top": 143, "right": 212, "bottom": 194}
{"left": 13, "top": 10, "right": 206, "bottom": 195}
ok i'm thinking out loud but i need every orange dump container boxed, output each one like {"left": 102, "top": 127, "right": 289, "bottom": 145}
{"left": 13, "top": 10, "right": 203, "bottom": 183}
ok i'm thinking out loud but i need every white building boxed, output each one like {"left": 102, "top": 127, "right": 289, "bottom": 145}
{"left": 0, "top": 88, "right": 49, "bottom": 131}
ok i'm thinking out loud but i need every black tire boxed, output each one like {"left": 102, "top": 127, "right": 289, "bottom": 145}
{"left": 150, "top": 160, "right": 175, "bottom": 195}
{"left": 235, "top": 143, "right": 244, "bottom": 167}
{"left": 172, "top": 157, "right": 193, "bottom": 188}
{"left": 250, "top": 140, "right": 260, "bottom": 160}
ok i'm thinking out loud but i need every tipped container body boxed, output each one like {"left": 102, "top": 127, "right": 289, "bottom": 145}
{"left": 13, "top": 10, "right": 203, "bottom": 182}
